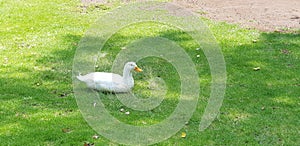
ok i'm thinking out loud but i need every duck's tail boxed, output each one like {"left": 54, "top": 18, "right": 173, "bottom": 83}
{"left": 76, "top": 73, "right": 84, "bottom": 81}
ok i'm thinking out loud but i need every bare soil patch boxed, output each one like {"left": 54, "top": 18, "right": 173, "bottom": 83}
{"left": 174, "top": 0, "right": 300, "bottom": 32}
{"left": 82, "top": 0, "right": 300, "bottom": 32}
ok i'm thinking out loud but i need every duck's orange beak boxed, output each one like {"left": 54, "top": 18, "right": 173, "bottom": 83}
{"left": 134, "top": 66, "right": 143, "bottom": 72}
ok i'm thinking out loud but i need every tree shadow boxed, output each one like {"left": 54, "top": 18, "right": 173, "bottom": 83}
{"left": 192, "top": 31, "right": 300, "bottom": 145}
{"left": 0, "top": 34, "right": 95, "bottom": 145}
{"left": 1, "top": 20, "right": 299, "bottom": 145}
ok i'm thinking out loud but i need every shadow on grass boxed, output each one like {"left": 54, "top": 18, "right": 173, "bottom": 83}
{"left": 1, "top": 25, "right": 299, "bottom": 145}
{"left": 204, "top": 31, "right": 300, "bottom": 145}
{"left": 0, "top": 34, "right": 95, "bottom": 145}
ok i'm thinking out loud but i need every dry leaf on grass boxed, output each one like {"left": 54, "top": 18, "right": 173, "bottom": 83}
{"left": 62, "top": 128, "right": 72, "bottom": 133}
{"left": 181, "top": 132, "right": 187, "bottom": 138}
{"left": 92, "top": 134, "right": 99, "bottom": 139}
{"left": 84, "top": 142, "right": 94, "bottom": 146}
{"left": 253, "top": 67, "right": 260, "bottom": 71}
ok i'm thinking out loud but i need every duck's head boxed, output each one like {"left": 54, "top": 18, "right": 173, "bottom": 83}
{"left": 125, "top": 62, "right": 143, "bottom": 72}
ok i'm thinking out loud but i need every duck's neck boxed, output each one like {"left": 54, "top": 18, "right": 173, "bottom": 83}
{"left": 122, "top": 68, "right": 134, "bottom": 87}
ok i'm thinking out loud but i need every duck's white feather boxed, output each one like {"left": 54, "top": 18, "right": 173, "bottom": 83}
{"left": 77, "top": 62, "right": 142, "bottom": 93}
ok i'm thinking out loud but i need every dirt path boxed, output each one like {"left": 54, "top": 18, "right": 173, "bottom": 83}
{"left": 82, "top": 0, "right": 300, "bottom": 32}
{"left": 175, "top": 0, "right": 300, "bottom": 32}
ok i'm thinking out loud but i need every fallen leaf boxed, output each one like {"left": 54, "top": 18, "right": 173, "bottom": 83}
{"left": 281, "top": 49, "right": 290, "bottom": 54}
{"left": 92, "top": 134, "right": 99, "bottom": 139}
{"left": 253, "top": 67, "right": 260, "bottom": 71}
{"left": 84, "top": 142, "right": 95, "bottom": 146}
{"left": 181, "top": 132, "right": 187, "bottom": 138}
{"left": 62, "top": 128, "right": 72, "bottom": 133}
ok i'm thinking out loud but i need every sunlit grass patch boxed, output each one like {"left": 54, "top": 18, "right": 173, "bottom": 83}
{"left": 1, "top": 0, "right": 299, "bottom": 145}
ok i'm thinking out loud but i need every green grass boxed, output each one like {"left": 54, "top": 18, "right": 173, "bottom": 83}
{"left": 1, "top": 0, "right": 300, "bottom": 145}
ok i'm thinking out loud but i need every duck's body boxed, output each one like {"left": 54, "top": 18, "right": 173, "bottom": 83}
{"left": 77, "top": 72, "right": 133, "bottom": 92}
{"left": 77, "top": 62, "right": 142, "bottom": 93}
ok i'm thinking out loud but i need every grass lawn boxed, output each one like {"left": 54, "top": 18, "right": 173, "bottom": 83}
{"left": 1, "top": 0, "right": 299, "bottom": 145}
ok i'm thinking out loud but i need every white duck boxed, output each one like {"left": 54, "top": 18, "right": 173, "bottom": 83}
{"left": 76, "top": 62, "right": 142, "bottom": 93}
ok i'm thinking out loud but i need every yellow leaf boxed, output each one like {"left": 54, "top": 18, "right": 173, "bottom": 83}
{"left": 181, "top": 132, "right": 186, "bottom": 138}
